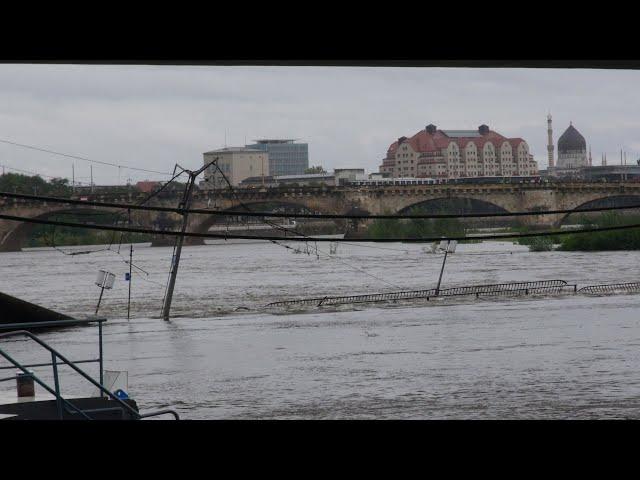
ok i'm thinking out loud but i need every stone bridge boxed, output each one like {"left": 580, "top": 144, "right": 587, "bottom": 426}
{"left": 2, "top": 182, "right": 640, "bottom": 251}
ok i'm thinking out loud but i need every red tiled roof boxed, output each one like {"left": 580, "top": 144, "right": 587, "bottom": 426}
{"left": 386, "top": 128, "right": 514, "bottom": 155}
{"left": 136, "top": 181, "right": 161, "bottom": 193}
{"left": 508, "top": 138, "right": 525, "bottom": 148}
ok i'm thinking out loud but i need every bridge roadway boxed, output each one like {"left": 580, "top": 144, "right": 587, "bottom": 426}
{"left": 2, "top": 182, "right": 640, "bottom": 251}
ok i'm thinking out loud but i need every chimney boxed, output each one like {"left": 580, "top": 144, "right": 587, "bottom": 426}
{"left": 426, "top": 124, "right": 437, "bottom": 134}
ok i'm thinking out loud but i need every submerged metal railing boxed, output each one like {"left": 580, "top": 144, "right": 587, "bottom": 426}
{"left": 0, "top": 318, "right": 179, "bottom": 420}
{"left": 475, "top": 285, "right": 577, "bottom": 298}
{"left": 578, "top": 282, "right": 640, "bottom": 295}
{"left": 266, "top": 280, "right": 572, "bottom": 309}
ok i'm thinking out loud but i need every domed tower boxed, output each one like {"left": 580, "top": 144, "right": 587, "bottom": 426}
{"left": 557, "top": 122, "right": 587, "bottom": 169}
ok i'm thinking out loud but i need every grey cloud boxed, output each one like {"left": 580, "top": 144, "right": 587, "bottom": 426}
{"left": 0, "top": 65, "right": 639, "bottom": 184}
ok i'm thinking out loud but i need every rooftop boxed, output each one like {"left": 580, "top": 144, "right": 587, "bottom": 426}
{"left": 204, "top": 147, "right": 265, "bottom": 154}
{"left": 276, "top": 173, "right": 334, "bottom": 180}
{"left": 252, "top": 139, "right": 298, "bottom": 144}
{"left": 441, "top": 130, "right": 482, "bottom": 138}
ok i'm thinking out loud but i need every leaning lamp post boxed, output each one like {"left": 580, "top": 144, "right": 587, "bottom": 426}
{"left": 95, "top": 269, "right": 115, "bottom": 316}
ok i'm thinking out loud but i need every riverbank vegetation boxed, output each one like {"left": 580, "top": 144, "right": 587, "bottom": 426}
{"left": 556, "top": 213, "right": 640, "bottom": 251}
{"left": 366, "top": 209, "right": 640, "bottom": 252}
{"left": 515, "top": 213, "right": 640, "bottom": 251}
{"left": 26, "top": 228, "right": 156, "bottom": 248}
{"left": 1, "top": 173, "right": 72, "bottom": 196}
{"left": 26, "top": 213, "right": 156, "bottom": 248}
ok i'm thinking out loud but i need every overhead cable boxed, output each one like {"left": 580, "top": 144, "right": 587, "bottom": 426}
{"left": 0, "top": 138, "right": 174, "bottom": 176}
{"left": 2, "top": 212, "right": 640, "bottom": 243}
{"left": 3, "top": 191, "right": 640, "bottom": 220}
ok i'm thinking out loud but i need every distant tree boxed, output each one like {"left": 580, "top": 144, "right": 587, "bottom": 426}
{"left": 304, "top": 165, "right": 327, "bottom": 174}
{"left": 0, "top": 172, "right": 72, "bottom": 196}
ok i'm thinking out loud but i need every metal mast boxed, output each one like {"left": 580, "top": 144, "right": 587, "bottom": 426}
{"left": 162, "top": 159, "right": 217, "bottom": 321}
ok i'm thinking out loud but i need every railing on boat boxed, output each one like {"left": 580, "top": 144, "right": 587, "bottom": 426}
{"left": 0, "top": 318, "right": 179, "bottom": 420}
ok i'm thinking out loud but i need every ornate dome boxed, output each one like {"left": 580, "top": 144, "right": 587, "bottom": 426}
{"left": 558, "top": 123, "right": 586, "bottom": 153}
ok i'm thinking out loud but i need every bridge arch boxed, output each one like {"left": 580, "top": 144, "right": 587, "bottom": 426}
{"left": 188, "top": 200, "right": 336, "bottom": 240}
{"left": 396, "top": 196, "right": 510, "bottom": 215}
{"left": 559, "top": 194, "right": 640, "bottom": 225}
{"left": 0, "top": 207, "right": 125, "bottom": 252}
{"left": 392, "top": 196, "right": 513, "bottom": 228}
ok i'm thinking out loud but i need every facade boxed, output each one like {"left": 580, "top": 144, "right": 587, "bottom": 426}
{"left": 334, "top": 168, "right": 366, "bottom": 185}
{"left": 379, "top": 124, "right": 537, "bottom": 179}
{"left": 543, "top": 164, "right": 640, "bottom": 182}
{"left": 239, "top": 173, "right": 335, "bottom": 187}
{"left": 135, "top": 181, "right": 161, "bottom": 193}
{"left": 239, "top": 169, "right": 366, "bottom": 188}
{"left": 245, "top": 139, "right": 308, "bottom": 177}
{"left": 202, "top": 147, "right": 269, "bottom": 188}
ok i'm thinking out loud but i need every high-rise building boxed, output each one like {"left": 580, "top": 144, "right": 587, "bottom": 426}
{"left": 245, "top": 139, "right": 308, "bottom": 176}
{"left": 379, "top": 124, "right": 537, "bottom": 179}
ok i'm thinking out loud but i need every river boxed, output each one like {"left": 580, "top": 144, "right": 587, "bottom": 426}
{"left": 1, "top": 240, "right": 640, "bottom": 419}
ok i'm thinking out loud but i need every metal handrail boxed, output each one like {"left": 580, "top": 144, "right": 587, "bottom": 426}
{"left": 577, "top": 281, "right": 640, "bottom": 294}
{"left": 0, "top": 317, "right": 107, "bottom": 331}
{"left": 1, "top": 317, "right": 106, "bottom": 388}
{"left": 0, "top": 351, "right": 92, "bottom": 419}
{"left": 0, "top": 329, "right": 138, "bottom": 419}
{"left": 139, "top": 409, "right": 181, "bottom": 420}
{"left": 0, "top": 325, "right": 180, "bottom": 420}
{"left": 266, "top": 279, "right": 571, "bottom": 308}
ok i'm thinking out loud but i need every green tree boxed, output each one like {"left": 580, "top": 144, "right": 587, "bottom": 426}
{"left": 304, "top": 165, "right": 327, "bottom": 174}
{"left": 0, "top": 173, "right": 72, "bottom": 196}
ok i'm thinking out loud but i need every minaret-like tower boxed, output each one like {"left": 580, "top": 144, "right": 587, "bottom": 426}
{"left": 589, "top": 146, "right": 592, "bottom": 166}
{"left": 547, "top": 114, "right": 554, "bottom": 169}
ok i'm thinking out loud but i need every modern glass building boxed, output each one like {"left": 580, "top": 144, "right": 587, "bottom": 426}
{"left": 246, "top": 139, "right": 308, "bottom": 176}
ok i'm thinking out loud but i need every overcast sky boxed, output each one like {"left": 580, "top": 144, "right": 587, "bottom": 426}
{"left": 1, "top": 65, "right": 639, "bottom": 185}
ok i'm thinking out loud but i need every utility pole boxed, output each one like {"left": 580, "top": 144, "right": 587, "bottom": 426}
{"left": 72, "top": 163, "right": 75, "bottom": 193}
{"left": 435, "top": 240, "right": 450, "bottom": 296}
{"left": 162, "top": 158, "right": 218, "bottom": 321}
{"left": 90, "top": 165, "right": 94, "bottom": 194}
{"left": 127, "top": 244, "right": 133, "bottom": 320}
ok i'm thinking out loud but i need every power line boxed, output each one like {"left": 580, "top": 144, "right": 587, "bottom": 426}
{"left": 0, "top": 138, "right": 174, "bottom": 176}
{"left": 2, "top": 211, "right": 640, "bottom": 243}
{"left": 3, "top": 190, "right": 640, "bottom": 220}
{"left": 210, "top": 163, "right": 401, "bottom": 289}
{"left": 36, "top": 168, "right": 186, "bottom": 259}
{"left": 0, "top": 164, "right": 91, "bottom": 185}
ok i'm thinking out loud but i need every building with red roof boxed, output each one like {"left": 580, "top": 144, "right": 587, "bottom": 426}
{"left": 379, "top": 124, "right": 537, "bottom": 179}
{"left": 135, "top": 180, "right": 162, "bottom": 193}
